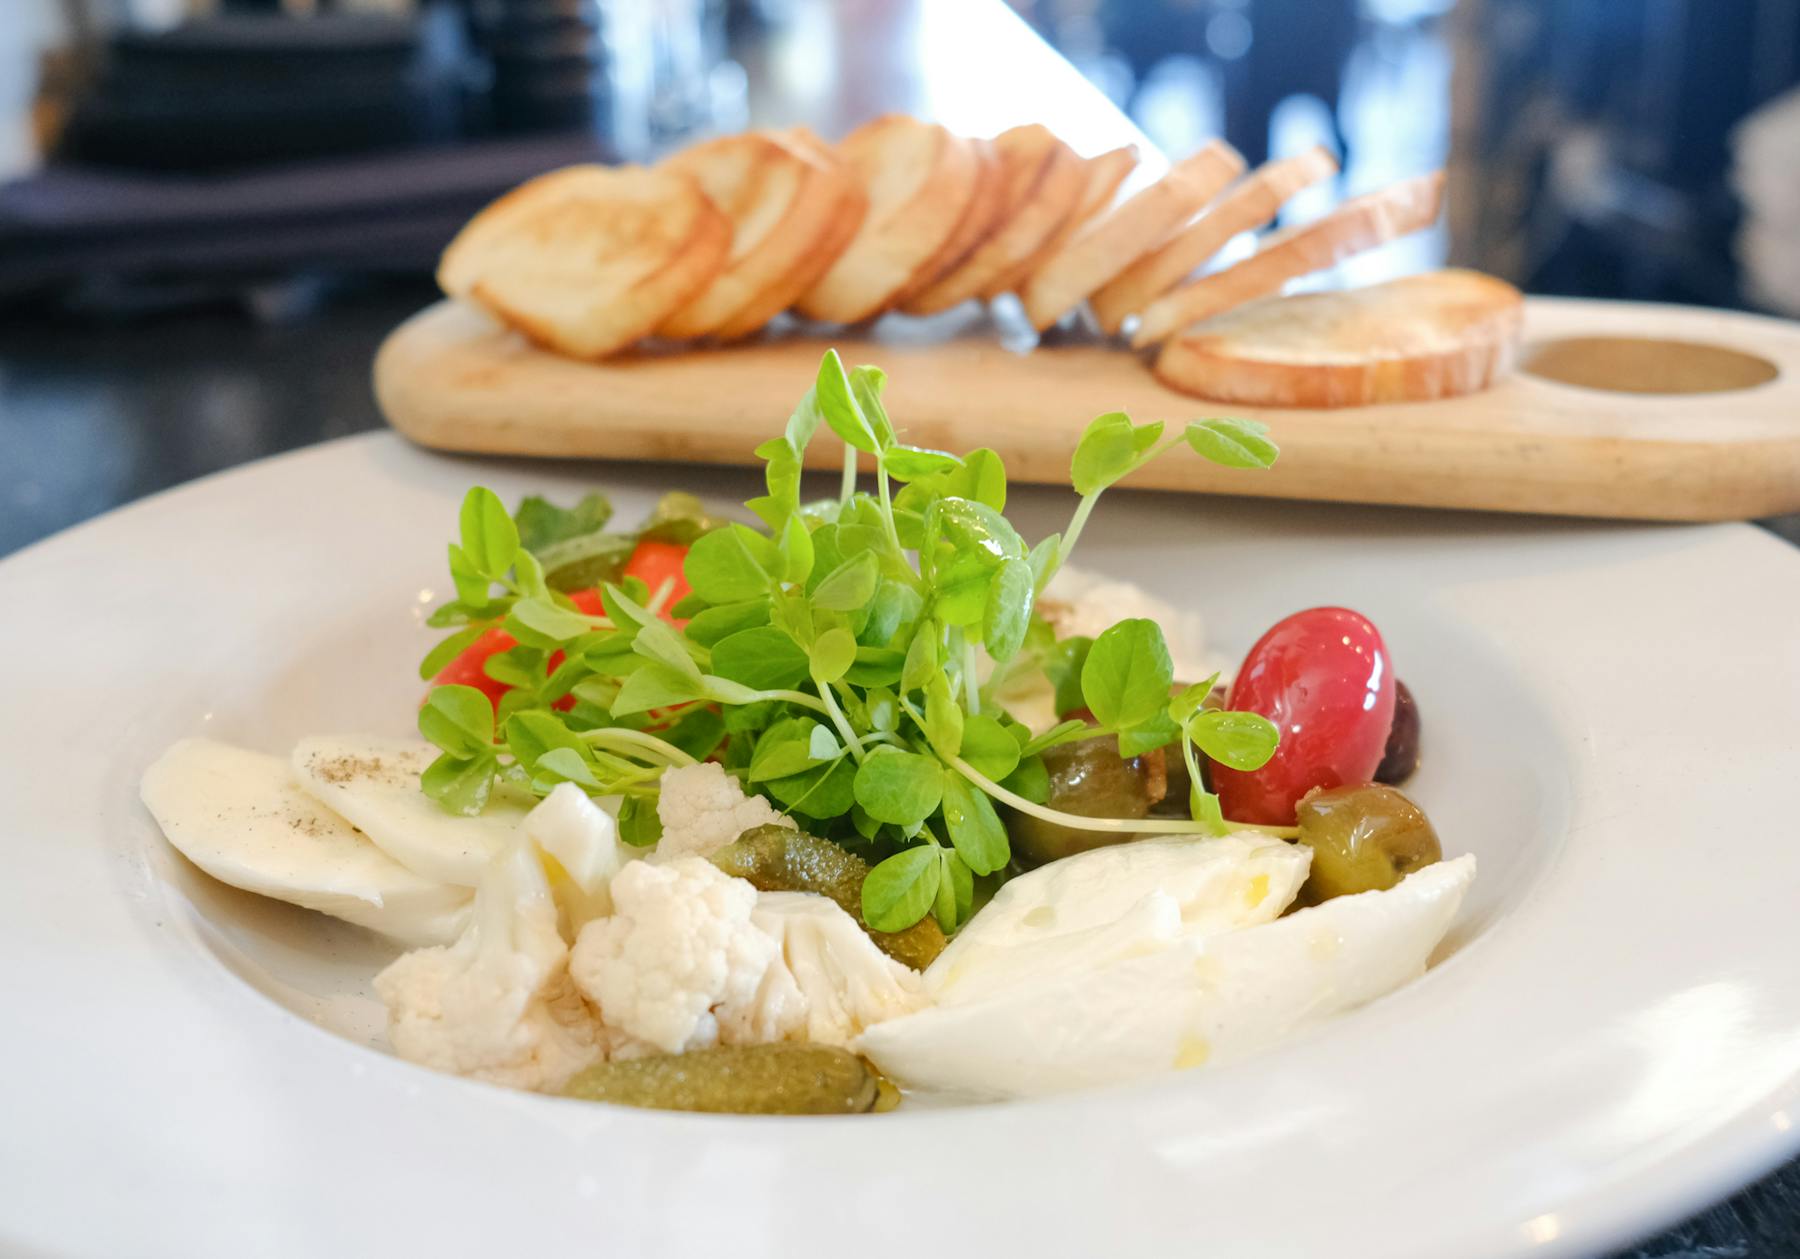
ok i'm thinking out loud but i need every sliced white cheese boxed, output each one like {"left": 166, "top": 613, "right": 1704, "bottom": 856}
{"left": 291, "top": 735, "right": 530, "bottom": 886}
{"left": 925, "top": 833, "right": 1310, "bottom": 1006}
{"left": 142, "top": 738, "right": 471, "bottom": 947}
{"left": 858, "top": 854, "right": 1475, "bottom": 1098}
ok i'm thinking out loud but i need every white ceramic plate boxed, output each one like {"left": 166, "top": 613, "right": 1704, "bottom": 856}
{"left": 3, "top": 433, "right": 1798, "bottom": 1259}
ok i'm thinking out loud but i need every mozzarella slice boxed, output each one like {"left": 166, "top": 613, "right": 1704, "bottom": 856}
{"left": 926, "top": 833, "right": 1310, "bottom": 1006}
{"left": 858, "top": 855, "right": 1475, "bottom": 1098}
{"left": 291, "top": 735, "right": 530, "bottom": 886}
{"left": 142, "top": 738, "right": 471, "bottom": 947}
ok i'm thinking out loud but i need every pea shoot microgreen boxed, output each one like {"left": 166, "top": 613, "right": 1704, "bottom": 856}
{"left": 417, "top": 349, "right": 1286, "bottom": 931}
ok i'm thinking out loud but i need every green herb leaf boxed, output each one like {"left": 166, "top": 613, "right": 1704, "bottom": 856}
{"left": 923, "top": 673, "right": 965, "bottom": 759}
{"left": 532, "top": 746, "right": 602, "bottom": 791}
{"left": 1189, "top": 708, "right": 1281, "bottom": 771}
{"left": 1081, "top": 619, "right": 1175, "bottom": 730}
{"left": 982, "top": 556, "right": 1034, "bottom": 663}
{"left": 418, "top": 684, "right": 494, "bottom": 756}
{"left": 883, "top": 444, "right": 961, "bottom": 481}
{"left": 935, "top": 847, "right": 974, "bottom": 932}
{"left": 861, "top": 580, "right": 922, "bottom": 648}
{"left": 611, "top": 661, "right": 707, "bottom": 715}
{"left": 1018, "top": 718, "right": 1094, "bottom": 758}
{"left": 684, "top": 598, "right": 771, "bottom": 647}
{"left": 660, "top": 706, "right": 726, "bottom": 761}
{"left": 418, "top": 625, "right": 487, "bottom": 681}
{"left": 749, "top": 718, "right": 829, "bottom": 782}
{"left": 503, "top": 709, "right": 588, "bottom": 774}
{"left": 862, "top": 845, "right": 941, "bottom": 932}
{"left": 1168, "top": 673, "right": 1224, "bottom": 724}
{"left": 811, "top": 551, "right": 881, "bottom": 612}
{"left": 766, "top": 756, "right": 857, "bottom": 820}
{"left": 421, "top": 751, "right": 497, "bottom": 816}
{"left": 683, "top": 524, "right": 774, "bottom": 603}
{"left": 513, "top": 492, "right": 614, "bottom": 552}
{"left": 1070, "top": 412, "right": 1165, "bottom": 495}
{"left": 1045, "top": 635, "right": 1093, "bottom": 718}
{"left": 777, "top": 513, "right": 815, "bottom": 585}
{"left": 941, "top": 773, "right": 1009, "bottom": 874}
{"left": 458, "top": 487, "right": 521, "bottom": 580}
{"left": 1184, "top": 418, "right": 1279, "bottom": 470}
{"left": 447, "top": 543, "right": 493, "bottom": 608}
{"left": 1000, "top": 753, "right": 1051, "bottom": 804}
{"left": 844, "top": 646, "right": 906, "bottom": 687}
{"left": 901, "top": 624, "right": 939, "bottom": 693}
{"left": 959, "top": 713, "right": 1022, "bottom": 781}
{"left": 630, "top": 616, "right": 704, "bottom": 682}
{"left": 809, "top": 626, "right": 859, "bottom": 684}
{"left": 1118, "top": 711, "right": 1182, "bottom": 757}
{"left": 816, "top": 349, "right": 877, "bottom": 453}
{"left": 848, "top": 364, "right": 898, "bottom": 449}
{"left": 506, "top": 596, "right": 593, "bottom": 647}
{"left": 852, "top": 748, "right": 945, "bottom": 826}
{"left": 618, "top": 795, "right": 663, "bottom": 847}
{"left": 710, "top": 625, "right": 810, "bottom": 691}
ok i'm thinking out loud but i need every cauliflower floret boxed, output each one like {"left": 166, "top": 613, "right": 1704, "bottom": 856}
{"left": 375, "top": 834, "right": 604, "bottom": 1092}
{"left": 652, "top": 761, "right": 793, "bottom": 863}
{"left": 522, "top": 783, "right": 626, "bottom": 931}
{"left": 568, "top": 857, "right": 804, "bottom": 1053}
{"left": 752, "top": 892, "right": 929, "bottom": 1047}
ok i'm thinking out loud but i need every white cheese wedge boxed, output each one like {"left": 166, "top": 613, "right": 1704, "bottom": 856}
{"left": 925, "top": 833, "right": 1310, "bottom": 1006}
{"left": 858, "top": 855, "right": 1476, "bottom": 1098}
{"left": 291, "top": 735, "right": 530, "bottom": 886}
{"left": 142, "top": 738, "right": 471, "bottom": 947}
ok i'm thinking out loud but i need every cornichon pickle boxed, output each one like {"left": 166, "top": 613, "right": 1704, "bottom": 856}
{"left": 710, "top": 825, "right": 946, "bottom": 969}
{"left": 563, "top": 1044, "right": 880, "bottom": 1115}
{"left": 1295, "top": 782, "right": 1441, "bottom": 903}
{"left": 1004, "top": 736, "right": 1168, "bottom": 866}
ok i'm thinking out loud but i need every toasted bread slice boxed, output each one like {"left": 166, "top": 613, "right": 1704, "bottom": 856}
{"left": 982, "top": 143, "right": 1138, "bottom": 299}
{"left": 1090, "top": 145, "right": 1335, "bottom": 335}
{"left": 1133, "top": 170, "right": 1446, "bottom": 347}
{"left": 656, "top": 131, "right": 853, "bottom": 340}
{"left": 1019, "top": 142, "right": 1243, "bottom": 331}
{"left": 893, "top": 138, "right": 1009, "bottom": 308}
{"left": 795, "top": 116, "right": 980, "bottom": 324}
{"left": 900, "top": 124, "right": 1084, "bottom": 315}
{"left": 439, "top": 164, "right": 729, "bottom": 359}
{"left": 1153, "top": 269, "right": 1522, "bottom": 406}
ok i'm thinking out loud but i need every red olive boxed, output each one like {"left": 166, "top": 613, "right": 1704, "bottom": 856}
{"left": 1212, "top": 607, "right": 1397, "bottom": 826}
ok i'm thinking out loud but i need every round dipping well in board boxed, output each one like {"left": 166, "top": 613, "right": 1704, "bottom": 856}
{"left": 1520, "top": 335, "right": 1781, "bottom": 394}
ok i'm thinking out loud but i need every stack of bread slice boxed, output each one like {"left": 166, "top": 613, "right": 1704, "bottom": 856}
{"left": 438, "top": 114, "right": 1524, "bottom": 407}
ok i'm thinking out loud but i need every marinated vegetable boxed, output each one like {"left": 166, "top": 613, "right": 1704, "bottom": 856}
{"left": 1214, "top": 607, "right": 1398, "bottom": 825}
{"left": 1374, "top": 679, "right": 1421, "bottom": 784}
{"left": 563, "top": 1043, "right": 882, "bottom": 1114}
{"left": 1295, "top": 782, "right": 1441, "bottom": 902}
{"left": 1006, "top": 737, "right": 1167, "bottom": 865}
{"left": 711, "top": 825, "right": 947, "bottom": 969}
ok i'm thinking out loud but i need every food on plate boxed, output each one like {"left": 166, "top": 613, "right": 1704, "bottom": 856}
{"left": 1090, "top": 145, "right": 1338, "bottom": 335}
{"left": 1375, "top": 679, "right": 1422, "bottom": 783}
{"left": 1132, "top": 170, "right": 1449, "bottom": 347}
{"left": 794, "top": 115, "right": 982, "bottom": 324}
{"left": 899, "top": 124, "right": 1084, "bottom": 316}
{"left": 141, "top": 739, "right": 472, "bottom": 947}
{"left": 437, "top": 164, "right": 730, "bottom": 360}
{"left": 656, "top": 131, "right": 864, "bottom": 341}
{"left": 1019, "top": 139, "right": 1245, "bottom": 332}
{"left": 431, "top": 116, "right": 1515, "bottom": 406}
{"left": 563, "top": 1043, "right": 885, "bottom": 1114}
{"left": 144, "top": 353, "right": 1469, "bottom": 1110}
{"left": 1295, "top": 782, "right": 1442, "bottom": 903}
{"left": 1152, "top": 268, "right": 1526, "bottom": 406}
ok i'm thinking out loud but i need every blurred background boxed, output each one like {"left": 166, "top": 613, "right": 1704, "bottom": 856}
{"left": 1, "top": 0, "right": 1798, "bottom": 557}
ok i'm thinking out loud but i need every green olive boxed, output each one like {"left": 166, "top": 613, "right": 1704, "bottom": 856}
{"left": 1295, "top": 783, "right": 1442, "bottom": 902}
{"left": 1003, "top": 736, "right": 1167, "bottom": 866}
{"left": 710, "top": 825, "right": 946, "bottom": 969}
{"left": 563, "top": 1044, "right": 881, "bottom": 1114}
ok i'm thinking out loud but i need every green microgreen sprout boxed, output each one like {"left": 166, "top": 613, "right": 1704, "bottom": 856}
{"left": 416, "top": 348, "right": 1287, "bottom": 931}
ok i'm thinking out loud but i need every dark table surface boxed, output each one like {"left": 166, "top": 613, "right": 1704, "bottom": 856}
{"left": 2, "top": 2, "right": 1798, "bottom": 1254}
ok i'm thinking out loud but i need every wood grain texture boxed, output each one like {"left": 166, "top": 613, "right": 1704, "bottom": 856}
{"left": 374, "top": 296, "right": 1800, "bottom": 522}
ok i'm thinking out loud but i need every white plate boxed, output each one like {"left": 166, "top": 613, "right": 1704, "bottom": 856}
{"left": 3, "top": 433, "right": 1797, "bottom": 1259}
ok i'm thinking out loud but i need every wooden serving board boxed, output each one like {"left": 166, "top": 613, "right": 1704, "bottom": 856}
{"left": 374, "top": 296, "right": 1800, "bottom": 521}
